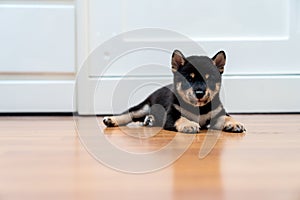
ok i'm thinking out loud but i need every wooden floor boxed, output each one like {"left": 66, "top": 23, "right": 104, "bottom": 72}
{"left": 0, "top": 115, "right": 300, "bottom": 200}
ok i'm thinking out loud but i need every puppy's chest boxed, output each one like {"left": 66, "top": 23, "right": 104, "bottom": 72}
{"left": 174, "top": 104, "right": 221, "bottom": 126}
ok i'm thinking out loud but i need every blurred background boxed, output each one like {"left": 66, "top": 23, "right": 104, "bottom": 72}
{"left": 1, "top": 0, "right": 299, "bottom": 114}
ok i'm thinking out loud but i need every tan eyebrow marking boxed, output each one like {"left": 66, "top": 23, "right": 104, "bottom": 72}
{"left": 205, "top": 74, "right": 210, "bottom": 79}
{"left": 190, "top": 73, "right": 195, "bottom": 78}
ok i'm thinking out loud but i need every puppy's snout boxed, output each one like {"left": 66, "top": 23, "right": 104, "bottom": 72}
{"left": 194, "top": 90, "right": 205, "bottom": 99}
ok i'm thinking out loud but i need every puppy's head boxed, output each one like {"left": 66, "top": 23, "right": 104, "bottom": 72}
{"left": 171, "top": 50, "right": 226, "bottom": 107}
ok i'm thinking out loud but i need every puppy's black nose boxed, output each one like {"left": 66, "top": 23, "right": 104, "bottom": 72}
{"left": 195, "top": 90, "right": 205, "bottom": 99}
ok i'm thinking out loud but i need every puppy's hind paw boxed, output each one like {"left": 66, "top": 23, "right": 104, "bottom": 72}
{"left": 103, "top": 117, "right": 118, "bottom": 127}
{"left": 143, "top": 115, "right": 155, "bottom": 127}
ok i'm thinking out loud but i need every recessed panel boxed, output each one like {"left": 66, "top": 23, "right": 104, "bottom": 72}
{"left": 122, "top": 0, "right": 289, "bottom": 40}
{"left": 0, "top": 4, "right": 75, "bottom": 72}
{"left": 90, "top": 49, "right": 172, "bottom": 77}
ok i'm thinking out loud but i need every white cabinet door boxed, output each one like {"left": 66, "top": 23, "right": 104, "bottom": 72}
{"left": 0, "top": 3, "right": 75, "bottom": 73}
{"left": 0, "top": 2, "right": 75, "bottom": 112}
{"left": 77, "top": 0, "right": 300, "bottom": 114}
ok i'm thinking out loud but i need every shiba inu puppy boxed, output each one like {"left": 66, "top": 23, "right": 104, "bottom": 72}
{"left": 103, "top": 50, "right": 246, "bottom": 133}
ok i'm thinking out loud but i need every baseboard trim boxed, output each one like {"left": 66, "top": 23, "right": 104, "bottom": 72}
{"left": 0, "top": 80, "right": 75, "bottom": 112}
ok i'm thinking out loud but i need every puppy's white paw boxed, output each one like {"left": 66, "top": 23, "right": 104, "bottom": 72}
{"left": 223, "top": 121, "right": 246, "bottom": 133}
{"left": 175, "top": 117, "right": 200, "bottom": 133}
{"left": 103, "top": 117, "right": 118, "bottom": 127}
{"left": 143, "top": 115, "right": 155, "bottom": 126}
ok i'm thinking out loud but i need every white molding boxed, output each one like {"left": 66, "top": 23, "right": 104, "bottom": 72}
{"left": 0, "top": 80, "right": 75, "bottom": 112}
{"left": 75, "top": 0, "right": 90, "bottom": 70}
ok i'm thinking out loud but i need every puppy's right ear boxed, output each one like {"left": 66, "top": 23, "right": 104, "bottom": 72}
{"left": 171, "top": 50, "right": 185, "bottom": 72}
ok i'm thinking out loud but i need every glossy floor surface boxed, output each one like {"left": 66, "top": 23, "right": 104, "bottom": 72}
{"left": 0, "top": 115, "right": 300, "bottom": 200}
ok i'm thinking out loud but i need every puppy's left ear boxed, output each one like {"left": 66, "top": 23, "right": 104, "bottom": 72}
{"left": 212, "top": 51, "right": 226, "bottom": 74}
{"left": 171, "top": 50, "right": 185, "bottom": 72}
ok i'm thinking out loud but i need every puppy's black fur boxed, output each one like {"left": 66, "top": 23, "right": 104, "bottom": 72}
{"left": 103, "top": 50, "right": 245, "bottom": 133}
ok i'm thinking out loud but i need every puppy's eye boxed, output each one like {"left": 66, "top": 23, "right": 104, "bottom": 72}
{"left": 187, "top": 73, "right": 195, "bottom": 81}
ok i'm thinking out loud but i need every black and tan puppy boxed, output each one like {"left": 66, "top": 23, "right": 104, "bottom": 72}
{"left": 103, "top": 50, "right": 246, "bottom": 133}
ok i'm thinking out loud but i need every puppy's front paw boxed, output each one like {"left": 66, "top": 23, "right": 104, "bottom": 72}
{"left": 175, "top": 117, "right": 200, "bottom": 133}
{"left": 103, "top": 117, "right": 118, "bottom": 127}
{"left": 223, "top": 120, "right": 246, "bottom": 133}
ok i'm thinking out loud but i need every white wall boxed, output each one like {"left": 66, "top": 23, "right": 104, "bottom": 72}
{"left": 1, "top": 0, "right": 300, "bottom": 113}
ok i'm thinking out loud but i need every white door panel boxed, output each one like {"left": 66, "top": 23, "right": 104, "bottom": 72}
{"left": 0, "top": 4, "right": 75, "bottom": 73}
{"left": 76, "top": 0, "right": 300, "bottom": 114}
{"left": 0, "top": 2, "right": 75, "bottom": 113}
{"left": 0, "top": 80, "right": 74, "bottom": 112}
{"left": 89, "top": 49, "right": 171, "bottom": 77}
{"left": 121, "top": 0, "right": 288, "bottom": 40}
{"left": 78, "top": 76, "right": 300, "bottom": 115}
{"left": 88, "top": 0, "right": 299, "bottom": 76}
{"left": 89, "top": 0, "right": 289, "bottom": 45}
{"left": 94, "top": 77, "right": 172, "bottom": 114}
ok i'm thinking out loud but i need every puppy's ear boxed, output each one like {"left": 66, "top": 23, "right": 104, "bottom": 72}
{"left": 171, "top": 50, "right": 185, "bottom": 72}
{"left": 212, "top": 51, "right": 226, "bottom": 74}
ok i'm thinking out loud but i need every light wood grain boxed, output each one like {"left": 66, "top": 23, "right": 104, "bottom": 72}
{"left": 0, "top": 115, "right": 300, "bottom": 200}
